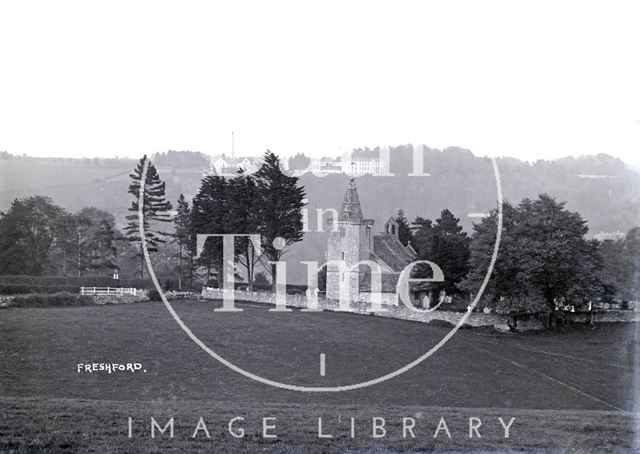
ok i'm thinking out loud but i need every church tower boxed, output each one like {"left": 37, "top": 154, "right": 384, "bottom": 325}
{"left": 326, "top": 179, "right": 374, "bottom": 300}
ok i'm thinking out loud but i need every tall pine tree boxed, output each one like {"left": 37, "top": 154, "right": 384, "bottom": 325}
{"left": 412, "top": 209, "right": 470, "bottom": 296}
{"left": 226, "top": 172, "right": 263, "bottom": 290}
{"left": 124, "top": 156, "right": 172, "bottom": 279}
{"left": 254, "top": 151, "right": 306, "bottom": 290}
{"left": 173, "top": 194, "right": 192, "bottom": 291}
{"left": 395, "top": 209, "right": 412, "bottom": 246}
{"left": 191, "top": 174, "right": 228, "bottom": 285}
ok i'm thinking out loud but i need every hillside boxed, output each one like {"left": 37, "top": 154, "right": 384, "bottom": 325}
{"left": 1, "top": 148, "right": 639, "bottom": 283}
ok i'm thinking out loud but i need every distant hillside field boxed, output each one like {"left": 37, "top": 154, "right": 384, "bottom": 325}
{"left": 0, "top": 157, "right": 204, "bottom": 228}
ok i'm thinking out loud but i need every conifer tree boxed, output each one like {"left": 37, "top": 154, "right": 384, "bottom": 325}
{"left": 173, "top": 194, "right": 192, "bottom": 290}
{"left": 412, "top": 209, "right": 470, "bottom": 296}
{"left": 191, "top": 174, "right": 228, "bottom": 285}
{"left": 254, "top": 151, "right": 306, "bottom": 290}
{"left": 124, "top": 155, "right": 172, "bottom": 279}
{"left": 395, "top": 209, "right": 412, "bottom": 246}
{"left": 226, "top": 172, "right": 262, "bottom": 290}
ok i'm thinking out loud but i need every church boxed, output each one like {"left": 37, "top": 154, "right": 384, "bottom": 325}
{"left": 325, "top": 178, "right": 423, "bottom": 305}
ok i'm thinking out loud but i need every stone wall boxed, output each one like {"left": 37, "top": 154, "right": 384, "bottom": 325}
{"left": 202, "top": 287, "right": 640, "bottom": 329}
{"left": 92, "top": 292, "right": 149, "bottom": 305}
{"left": 202, "top": 287, "right": 507, "bottom": 327}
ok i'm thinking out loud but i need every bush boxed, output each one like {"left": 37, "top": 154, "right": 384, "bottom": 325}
{"left": 147, "top": 288, "right": 161, "bottom": 301}
{"left": 10, "top": 292, "right": 95, "bottom": 308}
{"left": 253, "top": 271, "right": 270, "bottom": 285}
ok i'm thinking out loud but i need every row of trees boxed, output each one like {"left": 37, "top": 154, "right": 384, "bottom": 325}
{"left": 125, "top": 151, "right": 306, "bottom": 290}
{"left": 395, "top": 195, "right": 640, "bottom": 327}
{"left": 3, "top": 147, "right": 637, "bottom": 329}
{"left": 0, "top": 198, "right": 119, "bottom": 276}
{"left": 0, "top": 151, "right": 306, "bottom": 291}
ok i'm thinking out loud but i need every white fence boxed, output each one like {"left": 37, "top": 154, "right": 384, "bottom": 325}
{"left": 80, "top": 287, "right": 139, "bottom": 296}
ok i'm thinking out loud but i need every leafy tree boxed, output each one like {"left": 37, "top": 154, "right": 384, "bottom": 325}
{"left": 622, "top": 226, "right": 640, "bottom": 299}
{"left": 173, "top": 194, "right": 192, "bottom": 291}
{"left": 124, "top": 156, "right": 172, "bottom": 278}
{"left": 73, "top": 207, "right": 119, "bottom": 276}
{"left": 597, "top": 239, "right": 627, "bottom": 301}
{"left": 395, "top": 209, "right": 412, "bottom": 246}
{"left": 88, "top": 219, "right": 118, "bottom": 272}
{"left": 459, "top": 203, "right": 518, "bottom": 302}
{"left": 460, "top": 195, "right": 605, "bottom": 329}
{"left": 0, "top": 196, "right": 66, "bottom": 275}
{"left": 518, "top": 195, "right": 605, "bottom": 322}
{"left": 77, "top": 207, "right": 116, "bottom": 229}
{"left": 48, "top": 212, "right": 79, "bottom": 275}
{"left": 412, "top": 209, "right": 470, "bottom": 295}
{"left": 254, "top": 151, "right": 306, "bottom": 290}
{"left": 72, "top": 211, "right": 94, "bottom": 276}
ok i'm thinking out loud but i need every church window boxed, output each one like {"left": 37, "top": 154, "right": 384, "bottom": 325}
{"left": 391, "top": 225, "right": 396, "bottom": 235}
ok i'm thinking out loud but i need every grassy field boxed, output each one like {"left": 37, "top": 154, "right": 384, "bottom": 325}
{"left": 1, "top": 299, "right": 638, "bottom": 452}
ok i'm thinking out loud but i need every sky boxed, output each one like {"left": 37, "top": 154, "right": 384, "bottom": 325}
{"left": 1, "top": 1, "right": 639, "bottom": 164}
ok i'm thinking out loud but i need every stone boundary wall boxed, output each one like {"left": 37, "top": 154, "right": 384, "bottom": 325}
{"left": 202, "top": 287, "right": 509, "bottom": 327}
{"left": 92, "top": 292, "right": 149, "bottom": 305}
{"left": 202, "top": 287, "right": 640, "bottom": 329}
{"left": 572, "top": 310, "right": 640, "bottom": 323}
{"left": 0, "top": 292, "right": 150, "bottom": 307}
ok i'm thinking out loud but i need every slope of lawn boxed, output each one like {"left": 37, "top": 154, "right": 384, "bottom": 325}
{"left": 0, "top": 299, "right": 638, "bottom": 452}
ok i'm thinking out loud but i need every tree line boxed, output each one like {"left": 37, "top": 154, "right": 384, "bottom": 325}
{"left": 0, "top": 199, "right": 120, "bottom": 276}
{"left": 125, "top": 151, "right": 305, "bottom": 291}
{"left": 393, "top": 196, "right": 640, "bottom": 328}
{"left": 0, "top": 150, "right": 306, "bottom": 291}
{"left": 2, "top": 148, "right": 638, "bottom": 329}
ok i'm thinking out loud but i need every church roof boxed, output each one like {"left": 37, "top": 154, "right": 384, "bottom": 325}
{"left": 371, "top": 234, "right": 417, "bottom": 272}
{"left": 338, "top": 178, "right": 364, "bottom": 222}
{"left": 360, "top": 272, "right": 402, "bottom": 293}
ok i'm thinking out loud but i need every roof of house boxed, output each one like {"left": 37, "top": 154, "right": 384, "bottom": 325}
{"left": 360, "top": 272, "right": 402, "bottom": 293}
{"left": 371, "top": 234, "right": 417, "bottom": 272}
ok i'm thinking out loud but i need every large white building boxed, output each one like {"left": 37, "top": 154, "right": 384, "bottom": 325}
{"left": 340, "top": 157, "right": 382, "bottom": 176}
{"left": 307, "top": 154, "right": 383, "bottom": 176}
{"left": 210, "top": 155, "right": 256, "bottom": 175}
